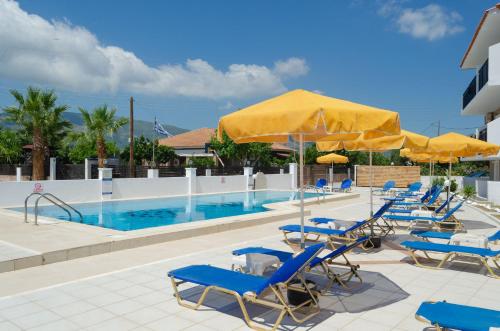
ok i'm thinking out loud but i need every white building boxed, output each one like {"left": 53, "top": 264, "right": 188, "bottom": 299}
{"left": 460, "top": 4, "right": 500, "bottom": 202}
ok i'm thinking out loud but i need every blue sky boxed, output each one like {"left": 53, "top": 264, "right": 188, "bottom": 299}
{"left": 0, "top": 0, "right": 493, "bottom": 136}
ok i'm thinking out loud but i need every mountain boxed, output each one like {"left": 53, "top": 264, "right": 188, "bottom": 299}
{"left": 0, "top": 112, "right": 188, "bottom": 148}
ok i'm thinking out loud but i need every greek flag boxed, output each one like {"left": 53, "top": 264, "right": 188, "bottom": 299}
{"left": 154, "top": 117, "right": 172, "bottom": 136}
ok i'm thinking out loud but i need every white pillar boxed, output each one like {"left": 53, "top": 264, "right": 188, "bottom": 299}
{"left": 186, "top": 168, "right": 197, "bottom": 195}
{"left": 147, "top": 169, "right": 159, "bottom": 178}
{"left": 205, "top": 169, "right": 212, "bottom": 176}
{"left": 98, "top": 168, "right": 113, "bottom": 200}
{"left": 85, "top": 159, "right": 91, "bottom": 180}
{"left": 244, "top": 167, "right": 253, "bottom": 191}
{"left": 289, "top": 163, "right": 297, "bottom": 190}
{"left": 49, "top": 157, "right": 56, "bottom": 180}
{"left": 16, "top": 167, "right": 22, "bottom": 182}
{"left": 329, "top": 167, "right": 334, "bottom": 186}
{"left": 280, "top": 168, "right": 284, "bottom": 174}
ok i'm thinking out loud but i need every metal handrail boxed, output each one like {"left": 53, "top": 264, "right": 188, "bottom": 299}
{"left": 24, "top": 192, "right": 83, "bottom": 225}
{"left": 37, "top": 193, "right": 83, "bottom": 224}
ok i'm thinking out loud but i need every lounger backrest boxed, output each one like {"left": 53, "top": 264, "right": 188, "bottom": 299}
{"left": 373, "top": 200, "right": 395, "bottom": 219}
{"left": 419, "top": 186, "right": 433, "bottom": 202}
{"left": 441, "top": 200, "right": 464, "bottom": 220}
{"left": 488, "top": 230, "right": 500, "bottom": 242}
{"left": 267, "top": 243, "right": 324, "bottom": 285}
{"left": 341, "top": 179, "right": 352, "bottom": 190}
{"left": 408, "top": 182, "right": 422, "bottom": 192}
{"left": 383, "top": 181, "right": 395, "bottom": 191}
{"left": 316, "top": 178, "right": 327, "bottom": 188}
{"left": 435, "top": 193, "right": 456, "bottom": 214}
{"left": 427, "top": 187, "right": 442, "bottom": 204}
{"left": 310, "top": 236, "right": 369, "bottom": 268}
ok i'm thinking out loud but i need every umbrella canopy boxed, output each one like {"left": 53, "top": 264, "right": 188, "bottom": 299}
{"left": 316, "top": 153, "right": 349, "bottom": 164}
{"left": 426, "top": 132, "right": 500, "bottom": 157}
{"left": 401, "top": 149, "right": 459, "bottom": 163}
{"left": 217, "top": 89, "right": 401, "bottom": 248}
{"left": 316, "top": 129, "right": 429, "bottom": 152}
{"left": 217, "top": 89, "right": 401, "bottom": 143}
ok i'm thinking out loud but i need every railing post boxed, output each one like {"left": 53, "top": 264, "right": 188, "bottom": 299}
{"left": 98, "top": 168, "right": 113, "bottom": 200}
{"left": 243, "top": 167, "right": 253, "bottom": 191}
{"left": 49, "top": 157, "right": 56, "bottom": 180}
{"left": 147, "top": 168, "right": 159, "bottom": 179}
{"left": 205, "top": 169, "right": 211, "bottom": 176}
{"left": 85, "top": 159, "right": 91, "bottom": 180}
{"left": 186, "top": 168, "right": 197, "bottom": 195}
{"left": 289, "top": 163, "right": 297, "bottom": 190}
{"left": 16, "top": 167, "right": 22, "bottom": 182}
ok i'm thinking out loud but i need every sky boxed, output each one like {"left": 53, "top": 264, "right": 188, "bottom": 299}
{"left": 0, "top": 0, "right": 494, "bottom": 136}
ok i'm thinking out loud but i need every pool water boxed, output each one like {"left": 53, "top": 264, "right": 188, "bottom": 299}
{"left": 16, "top": 190, "right": 325, "bottom": 231}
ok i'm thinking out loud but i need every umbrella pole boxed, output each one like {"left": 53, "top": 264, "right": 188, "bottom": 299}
{"left": 299, "top": 133, "right": 305, "bottom": 249}
{"left": 447, "top": 156, "right": 452, "bottom": 211}
{"left": 428, "top": 159, "right": 432, "bottom": 189}
{"left": 369, "top": 150, "right": 375, "bottom": 237}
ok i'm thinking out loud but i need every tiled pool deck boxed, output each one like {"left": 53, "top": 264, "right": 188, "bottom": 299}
{"left": 0, "top": 188, "right": 498, "bottom": 330}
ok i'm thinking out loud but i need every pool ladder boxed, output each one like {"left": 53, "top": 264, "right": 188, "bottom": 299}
{"left": 24, "top": 193, "right": 83, "bottom": 225}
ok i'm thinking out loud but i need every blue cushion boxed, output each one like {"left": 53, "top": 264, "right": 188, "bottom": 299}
{"left": 168, "top": 265, "right": 270, "bottom": 295}
{"left": 416, "top": 301, "right": 500, "bottom": 331}
{"left": 280, "top": 223, "right": 365, "bottom": 236}
{"left": 489, "top": 230, "right": 500, "bottom": 242}
{"left": 309, "top": 217, "right": 336, "bottom": 224}
{"left": 400, "top": 241, "right": 500, "bottom": 257}
{"left": 410, "top": 231, "right": 453, "bottom": 240}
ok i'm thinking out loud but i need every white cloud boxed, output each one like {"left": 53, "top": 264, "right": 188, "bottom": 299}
{"left": 396, "top": 4, "right": 464, "bottom": 41}
{"left": 218, "top": 101, "right": 234, "bottom": 110}
{"left": 0, "top": 0, "right": 308, "bottom": 99}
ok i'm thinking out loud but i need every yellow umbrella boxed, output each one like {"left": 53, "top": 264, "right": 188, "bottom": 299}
{"left": 217, "top": 89, "right": 401, "bottom": 247}
{"left": 405, "top": 133, "right": 499, "bottom": 210}
{"left": 400, "top": 149, "right": 459, "bottom": 163}
{"left": 426, "top": 132, "right": 500, "bottom": 157}
{"left": 317, "top": 129, "right": 429, "bottom": 216}
{"left": 316, "top": 153, "right": 349, "bottom": 164}
{"left": 218, "top": 89, "right": 401, "bottom": 143}
{"left": 317, "top": 153, "right": 349, "bottom": 187}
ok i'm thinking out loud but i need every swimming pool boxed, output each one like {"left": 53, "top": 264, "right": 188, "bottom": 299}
{"left": 16, "top": 190, "right": 325, "bottom": 231}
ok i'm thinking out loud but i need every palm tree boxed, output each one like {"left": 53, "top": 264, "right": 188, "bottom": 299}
{"left": 3, "top": 87, "right": 70, "bottom": 180}
{"left": 79, "top": 105, "right": 128, "bottom": 168}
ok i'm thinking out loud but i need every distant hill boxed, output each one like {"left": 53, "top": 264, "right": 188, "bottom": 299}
{"left": 0, "top": 112, "right": 188, "bottom": 148}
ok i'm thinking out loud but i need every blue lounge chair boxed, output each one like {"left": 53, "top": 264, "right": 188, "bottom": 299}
{"left": 373, "top": 180, "right": 395, "bottom": 195}
{"left": 387, "top": 193, "right": 456, "bottom": 215}
{"left": 400, "top": 240, "right": 500, "bottom": 278}
{"left": 392, "top": 186, "right": 443, "bottom": 208}
{"left": 310, "top": 199, "right": 395, "bottom": 229}
{"left": 333, "top": 178, "right": 352, "bottom": 192}
{"left": 232, "top": 236, "right": 369, "bottom": 290}
{"left": 410, "top": 229, "right": 500, "bottom": 244}
{"left": 382, "top": 201, "right": 464, "bottom": 231}
{"left": 415, "top": 301, "right": 500, "bottom": 331}
{"left": 168, "top": 243, "right": 325, "bottom": 330}
{"left": 397, "top": 181, "right": 423, "bottom": 197}
{"left": 306, "top": 178, "right": 327, "bottom": 192}
{"left": 282, "top": 201, "right": 395, "bottom": 248}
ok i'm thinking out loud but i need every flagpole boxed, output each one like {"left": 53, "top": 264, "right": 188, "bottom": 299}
{"left": 152, "top": 117, "right": 156, "bottom": 167}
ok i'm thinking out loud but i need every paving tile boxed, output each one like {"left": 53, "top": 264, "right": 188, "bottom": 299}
{"left": 0, "top": 321, "right": 22, "bottom": 331}
{"left": 124, "top": 306, "right": 169, "bottom": 325}
{"left": 84, "top": 292, "right": 127, "bottom": 307}
{"left": 85, "top": 316, "right": 139, "bottom": 331}
{"left": 27, "top": 319, "right": 79, "bottom": 331}
{"left": 66, "top": 308, "right": 115, "bottom": 328}
{"left": 103, "top": 299, "right": 145, "bottom": 316}
{"left": 144, "top": 315, "right": 194, "bottom": 331}
{"left": 0, "top": 302, "right": 44, "bottom": 320}
{"left": 50, "top": 300, "right": 96, "bottom": 317}
{"left": 10, "top": 310, "right": 60, "bottom": 330}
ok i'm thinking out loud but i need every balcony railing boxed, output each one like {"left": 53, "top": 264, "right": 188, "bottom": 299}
{"left": 462, "top": 58, "right": 489, "bottom": 110}
{"left": 478, "top": 59, "right": 489, "bottom": 91}
{"left": 463, "top": 76, "right": 476, "bottom": 109}
{"left": 478, "top": 126, "right": 487, "bottom": 142}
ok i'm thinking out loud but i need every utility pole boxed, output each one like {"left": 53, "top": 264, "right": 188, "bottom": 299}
{"left": 437, "top": 120, "right": 441, "bottom": 136}
{"left": 129, "top": 96, "right": 135, "bottom": 178}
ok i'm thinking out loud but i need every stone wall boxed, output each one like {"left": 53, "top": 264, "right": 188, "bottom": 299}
{"left": 356, "top": 166, "right": 420, "bottom": 188}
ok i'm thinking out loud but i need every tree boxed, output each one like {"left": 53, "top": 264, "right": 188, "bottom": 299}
{"left": 79, "top": 105, "right": 128, "bottom": 168}
{"left": 189, "top": 157, "right": 215, "bottom": 168}
{"left": 3, "top": 87, "right": 70, "bottom": 180}
{"left": 120, "top": 136, "right": 176, "bottom": 166}
{"left": 0, "top": 128, "right": 23, "bottom": 164}
{"left": 210, "top": 130, "right": 272, "bottom": 166}
{"left": 61, "top": 133, "right": 119, "bottom": 164}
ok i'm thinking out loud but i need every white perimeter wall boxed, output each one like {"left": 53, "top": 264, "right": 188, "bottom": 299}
{"left": 0, "top": 173, "right": 293, "bottom": 207}
{"left": 196, "top": 176, "right": 246, "bottom": 194}
{"left": 0, "top": 179, "right": 101, "bottom": 207}
{"left": 112, "top": 177, "right": 188, "bottom": 199}
{"left": 421, "top": 176, "right": 464, "bottom": 190}
{"left": 463, "top": 177, "right": 500, "bottom": 204}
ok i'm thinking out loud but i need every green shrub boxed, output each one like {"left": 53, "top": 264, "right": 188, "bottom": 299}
{"left": 462, "top": 185, "right": 476, "bottom": 200}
